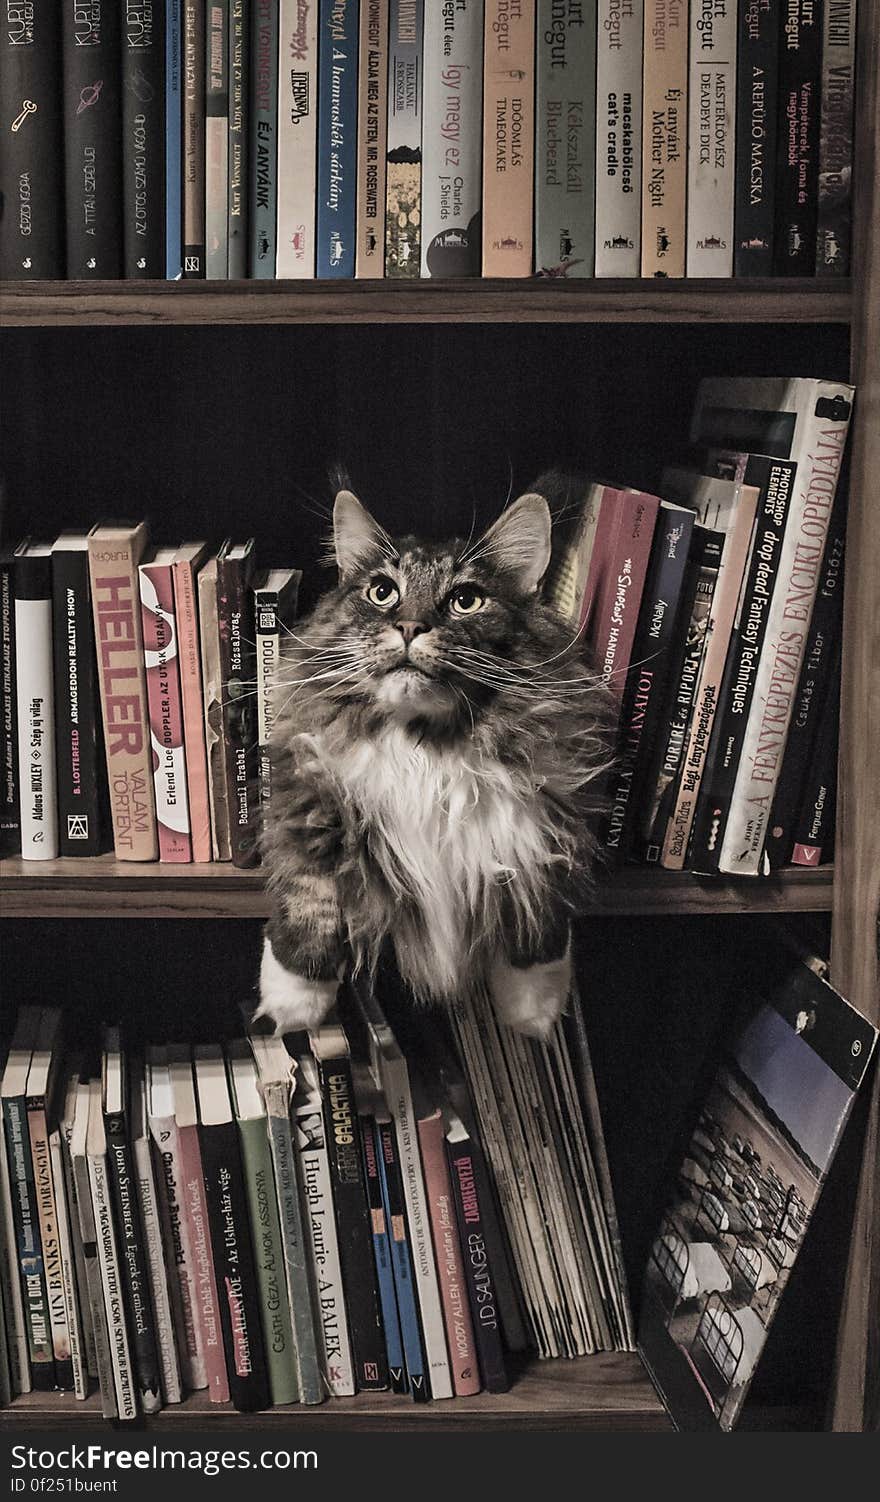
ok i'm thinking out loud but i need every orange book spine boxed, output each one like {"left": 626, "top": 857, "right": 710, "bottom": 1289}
{"left": 417, "top": 1111, "right": 481, "bottom": 1396}
{"left": 482, "top": 0, "right": 535, "bottom": 276}
{"left": 641, "top": 0, "right": 687, "bottom": 277}
{"left": 172, "top": 558, "right": 212, "bottom": 864}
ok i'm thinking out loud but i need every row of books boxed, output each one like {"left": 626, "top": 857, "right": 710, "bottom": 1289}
{"left": 547, "top": 375, "right": 853, "bottom": 876}
{"left": 0, "top": 2, "right": 858, "bottom": 282}
{"left": 0, "top": 978, "right": 632, "bottom": 1412}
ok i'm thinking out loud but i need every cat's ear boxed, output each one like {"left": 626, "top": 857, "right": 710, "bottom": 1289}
{"left": 333, "top": 490, "right": 393, "bottom": 579}
{"left": 476, "top": 492, "right": 552, "bottom": 593}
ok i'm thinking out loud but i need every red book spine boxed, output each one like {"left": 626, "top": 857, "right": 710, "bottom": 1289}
{"left": 176, "top": 1123, "right": 229, "bottom": 1404}
{"left": 140, "top": 562, "right": 192, "bottom": 862}
{"left": 586, "top": 488, "right": 660, "bottom": 701}
{"left": 172, "top": 558, "right": 212, "bottom": 864}
{"left": 416, "top": 1112, "right": 480, "bottom": 1397}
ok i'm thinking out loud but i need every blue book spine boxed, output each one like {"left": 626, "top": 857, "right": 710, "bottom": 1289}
{"left": 166, "top": 0, "right": 184, "bottom": 278}
{"left": 316, "top": 0, "right": 359, "bottom": 275}
{"left": 362, "top": 1120, "right": 406, "bottom": 1393}
{"left": 376, "top": 1119, "right": 427, "bottom": 1401}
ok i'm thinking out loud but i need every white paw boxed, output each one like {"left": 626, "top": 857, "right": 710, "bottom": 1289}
{"left": 489, "top": 947, "right": 571, "bottom": 1041}
{"left": 254, "top": 938, "right": 340, "bottom": 1035}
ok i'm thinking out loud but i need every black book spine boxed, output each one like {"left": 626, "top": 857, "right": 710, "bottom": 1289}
{"left": 216, "top": 548, "right": 260, "bottom": 867}
{"left": 199, "top": 1118, "right": 270, "bottom": 1411}
{"left": 122, "top": 0, "right": 167, "bottom": 276}
{"left": 0, "top": 554, "right": 20, "bottom": 854}
{"left": 61, "top": 0, "right": 123, "bottom": 277}
{"left": 0, "top": 5, "right": 63, "bottom": 277}
{"left": 765, "top": 487, "right": 845, "bottom": 868}
{"left": 227, "top": 0, "right": 248, "bottom": 277}
{"left": 790, "top": 649, "right": 840, "bottom": 866}
{"left": 51, "top": 548, "right": 108, "bottom": 857}
{"left": 183, "top": 0, "right": 206, "bottom": 274}
{"left": 319, "top": 1056, "right": 389, "bottom": 1391}
{"left": 445, "top": 1135, "right": 509, "bottom": 1394}
{"left": 773, "top": 0, "right": 823, "bottom": 274}
{"left": 104, "top": 1109, "right": 163, "bottom": 1412}
{"left": 816, "top": 0, "right": 856, "bottom": 274}
{"left": 734, "top": 0, "right": 780, "bottom": 275}
{"left": 688, "top": 456, "right": 798, "bottom": 873}
{"left": 1, "top": 1097, "right": 54, "bottom": 1388}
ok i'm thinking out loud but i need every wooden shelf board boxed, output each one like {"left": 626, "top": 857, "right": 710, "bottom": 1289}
{"left": 0, "top": 855, "right": 833, "bottom": 919}
{"left": 0, "top": 1353, "right": 668, "bottom": 1431}
{"left": 0, "top": 278, "right": 852, "bottom": 327}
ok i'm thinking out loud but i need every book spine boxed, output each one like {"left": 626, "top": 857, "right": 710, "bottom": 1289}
{"left": 249, "top": 0, "right": 279, "bottom": 276}
{"left": 263, "top": 1100, "right": 323, "bottom": 1404}
{"left": 446, "top": 1136, "right": 509, "bottom": 1393}
{"left": 816, "top": 0, "right": 855, "bottom": 274}
{"left": 61, "top": 0, "right": 123, "bottom": 277}
{"left": 640, "top": 0, "right": 687, "bottom": 277}
{"left": 132, "top": 1132, "right": 182, "bottom": 1404}
{"left": 26, "top": 1101, "right": 73, "bottom": 1391}
{"left": 172, "top": 560, "right": 212, "bottom": 863}
{"left": 0, "top": 1127, "right": 31, "bottom": 1393}
{"left": 104, "top": 1112, "right": 162, "bottom": 1411}
{"left": 52, "top": 549, "right": 107, "bottom": 857}
{"left": 88, "top": 533, "right": 158, "bottom": 861}
{"left": 790, "top": 650, "right": 839, "bottom": 865}
{"left": 417, "top": 1113, "right": 480, "bottom": 1396}
{"left": 606, "top": 505, "right": 696, "bottom": 857}
{"left": 199, "top": 1120, "right": 269, "bottom": 1412}
{"left": 254, "top": 585, "right": 280, "bottom": 809}
{"left": 595, "top": 0, "right": 643, "bottom": 275}
{"left": 360, "top": 1116, "right": 406, "bottom": 1393}
{"left": 2, "top": 1099, "right": 54, "bottom": 1388}
{"left": 49, "top": 1134, "right": 86, "bottom": 1399}
{"left": 14, "top": 592, "right": 58, "bottom": 861}
{"left": 228, "top": 0, "right": 249, "bottom": 275}
{"left": 686, "top": 0, "right": 736, "bottom": 275}
{"left": 122, "top": 0, "right": 166, "bottom": 277}
{"left": 276, "top": 0, "right": 319, "bottom": 275}
{"left": 206, "top": 0, "right": 230, "bottom": 277}
{"left": 385, "top": 0, "right": 423, "bottom": 277}
{"left": 147, "top": 1110, "right": 207, "bottom": 1390}
{"left": 167, "top": 0, "right": 184, "bottom": 277}
{"left": 70, "top": 1136, "right": 118, "bottom": 1416}
{"left": 535, "top": 0, "right": 595, "bottom": 278}
{"left": 316, "top": 0, "right": 358, "bottom": 276}
{"left": 198, "top": 564, "right": 232, "bottom": 860}
{"left": 375, "top": 1118, "right": 426, "bottom": 1398}
{"left": 774, "top": 0, "right": 823, "bottom": 274}
{"left": 733, "top": 0, "right": 779, "bottom": 274}
{"left": 59, "top": 1120, "right": 97, "bottom": 1382}
{"left": 296, "top": 1110, "right": 355, "bottom": 1396}
{"left": 420, "top": 0, "right": 482, "bottom": 278}
{"left": 590, "top": 490, "right": 660, "bottom": 702}
{"left": 88, "top": 1147, "right": 138, "bottom": 1420}
{"left": 482, "top": 0, "right": 535, "bottom": 275}
{"left": 237, "top": 1116, "right": 299, "bottom": 1406}
{"left": 0, "top": 559, "right": 20, "bottom": 855}
{"left": 319, "top": 1057, "right": 388, "bottom": 1390}
{"left": 356, "top": 0, "right": 389, "bottom": 276}
{"left": 139, "top": 563, "right": 193, "bottom": 862}
{"left": 183, "top": 0, "right": 206, "bottom": 274}
{"left": 176, "top": 1122, "right": 228, "bottom": 1400}
{"left": 688, "top": 456, "right": 798, "bottom": 871}
{"left": 766, "top": 489, "right": 845, "bottom": 867}
{"left": 216, "top": 555, "right": 260, "bottom": 867}
{"left": 0, "top": 5, "right": 63, "bottom": 277}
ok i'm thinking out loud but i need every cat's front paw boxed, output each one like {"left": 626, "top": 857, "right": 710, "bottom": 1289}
{"left": 489, "top": 948, "right": 571, "bottom": 1042}
{"left": 254, "top": 938, "right": 339, "bottom": 1035}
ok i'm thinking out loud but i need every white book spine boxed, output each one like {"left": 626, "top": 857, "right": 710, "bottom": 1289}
{"left": 298, "top": 1135, "right": 355, "bottom": 1396}
{"left": 147, "top": 1111, "right": 206, "bottom": 1391}
{"left": 384, "top": 1056, "right": 453, "bottom": 1398}
{"left": 277, "top": 0, "right": 319, "bottom": 276}
{"left": 720, "top": 382, "right": 854, "bottom": 875}
{"left": 686, "top": 0, "right": 736, "bottom": 275}
{"left": 134, "top": 1134, "right": 183, "bottom": 1404}
{"left": 14, "top": 597, "right": 58, "bottom": 860}
{"left": 70, "top": 1145, "right": 117, "bottom": 1418}
{"left": 0, "top": 1127, "right": 31, "bottom": 1394}
{"left": 49, "top": 1133, "right": 86, "bottom": 1399}
{"left": 420, "top": 0, "right": 484, "bottom": 278}
{"left": 595, "top": 0, "right": 643, "bottom": 275}
{"left": 88, "top": 1152, "right": 138, "bottom": 1421}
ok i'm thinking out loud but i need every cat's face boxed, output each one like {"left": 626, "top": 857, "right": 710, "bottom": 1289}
{"left": 324, "top": 489, "right": 553, "bottom": 725}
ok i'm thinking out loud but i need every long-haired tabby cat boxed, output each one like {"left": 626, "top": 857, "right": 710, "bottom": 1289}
{"left": 256, "top": 480, "right": 611, "bottom": 1039}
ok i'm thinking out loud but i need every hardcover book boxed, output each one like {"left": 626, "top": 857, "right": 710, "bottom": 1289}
{"left": 253, "top": 567, "right": 301, "bottom": 808}
{"left": 421, "top": 0, "right": 482, "bottom": 278}
{"left": 482, "top": 0, "right": 535, "bottom": 276}
{"left": 249, "top": 0, "right": 279, "bottom": 276}
{"left": 733, "top": 0, "right": 779, "bottom": 275}
{"left": 0, "top": 551, "right": 19, "bottom": 855}
{"left": 26, "top": 1015, "right": 72, "bottom": 1397}
{"left": 122, "top": 0, "right": 166, "bottom": 276}
{"left": 227, "top": 0, "right": 249, "bottom": 277}
{"left": 385, "top": 0, "right": 423, "bottom": 277}
{"left": 355, "top": 0, "right": 389, "bottom": 277}
{"left": 277, "top": 0, "right": 320, "bottom": 276}
{"left": 353, "top": 1068, "right": 406, "bottom": 1394}
{"left": 446, "top": 1114, "right": 509, "bottom": 1392}
{"left": 0, "top": 1036, "right": 30, "bottom": 1396}
{"left": 166, "top": 0, "right": 184, "bottom": 278}
{"left": 535, "top": 0, "right": 595, "bottom": 277}
{"left": 640, "top": 0, "right": 687, "bottom": 277}
{"left": 816, "top": 0, "right": 856, "bottom": 274}
{"left": 69, "top": 1077, "right": 117, "bottom": 1417}
{"left": 58, "top": 1068, "right": 97, "bottom": 1388}
{"left": 0, "top": 2, "right": 63, "bottom": 277}
{"left": 139, "top": 549, "right": 193, "bottom": 863}
{"left": 789, "top": 647, "right": 839, "bottom": 865}
{"left": 183, "top": 0, "right": 206, "bottom": 275}
{"left": 415, "top": 1100, "right": 481, "bottom": 1396}
{"left": 86, "top": 1077, "right": 138, "bottom": 1420}
{"left": 374, "top": 1112, "right": 426, "bottom": 1398}
{"left": 205, "top": 0, "right": 230, "bottom": 277}
{"left": 595, "top": 0, "right": 643, "bottom": 275}
{"left": 317, "top": 0, "right": 359, "bottom": 277}
{"left": 581, "top": 487, "right": 660, "bottom": 702}
{"left": 172, "top": 542, "right": 212, "bottom": 863}
{"left": 686, "top": 0, "right": 736, "bottom": 276}
{"left": 197, "top": 552, "right": 233, "bottom": 861}
{"left": 14, "top": 543, "right": 58, "bottom": 861}
{"left": 774, "top": 0, "right": 823, "bottom": 274}
{"left": 1, "top": 1008, "right": 54, "bottom": 1390}
{"left": 61, "top": 0, "right": 123, "bottom": 277}
{"left": 216, "top": 539, "right": 260, "bottom": 867}
{"left": 130, "top": 1058, "right": 182, "bottom": 1405}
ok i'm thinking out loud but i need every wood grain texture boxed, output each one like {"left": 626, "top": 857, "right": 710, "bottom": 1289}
{"left": 829, "top": 0, "right": 880, "bottom": 1434}
{"left": 0, "top": 279, "right": 852, "bottom": 327}
{"left": 0, "top": 857, "right": 834, "bottom": 920}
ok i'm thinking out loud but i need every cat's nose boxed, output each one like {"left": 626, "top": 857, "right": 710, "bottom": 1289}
{"left": 395, "top": 620, "right": 430, "bottom": 647}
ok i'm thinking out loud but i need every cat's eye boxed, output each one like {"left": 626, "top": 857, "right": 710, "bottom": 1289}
{"left": 366, "top": 576, "right": 400, "bottom": 609}
{"left": 449, "top": 586, "right": 486, "bottom": 616}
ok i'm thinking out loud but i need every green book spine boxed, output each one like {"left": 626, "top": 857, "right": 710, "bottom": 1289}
{"left": 237, "top": 1115, "right": 299, "bottom": 1406}
{"left": 263, "top": 1096, "right": 323, "bottom": 1404}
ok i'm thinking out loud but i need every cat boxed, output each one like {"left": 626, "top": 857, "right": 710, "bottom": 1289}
{"left": 256, "top": 479, "right": 612, "bottom": 1040}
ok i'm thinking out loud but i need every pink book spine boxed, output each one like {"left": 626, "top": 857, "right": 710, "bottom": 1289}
{"left": 417, "top": 1112, "right": 481, "bottom": 1397}
{"left": 591, "top": 489, "right": 660, "bottom": 701}
{"left": 176, "top": 1124, "right": 229, "bottom": 1404}
{"left": 139, "top": 563, "right": 192, "bottom": 862}
{"left": 579, "top": 487, "right": 622, "bottom": 638}
{"left": 172, "top": 560, "right": 212, "bottom": 864}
